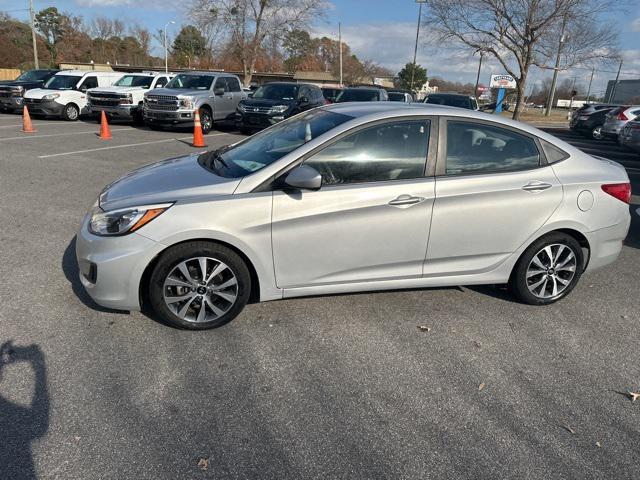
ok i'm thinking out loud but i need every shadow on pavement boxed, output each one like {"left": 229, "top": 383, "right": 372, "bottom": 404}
{"left": 62, "top": 236, "right": 128, "bottom": 314}
{"left": 0, "top": 342, "right": 49, "bottom": 479}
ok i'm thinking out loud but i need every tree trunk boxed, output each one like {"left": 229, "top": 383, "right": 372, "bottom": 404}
{"left": 512, "top": 78, "right": 526, "bottom": 121}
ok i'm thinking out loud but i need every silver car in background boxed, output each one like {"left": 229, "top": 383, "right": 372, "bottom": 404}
{"left": 602, "top": 105, "right": 640, "bottom": 139}
{"left": 76, "top": 104, "right": 631, "bottom": 329}
{"left": 618, "top": 115, "right": 640, "bottom": 153}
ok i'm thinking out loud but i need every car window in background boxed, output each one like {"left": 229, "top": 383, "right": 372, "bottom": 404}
{"left": 446, "top": 121, "right": 540, "bottom": 175}
{"left": 44, "top": 75, "right": 79, "bottom": 90}
{"left": 336, "top": 89, "right": 381, "bottom": 102}
{"left": 252, "top": 84, "right": 299, "bottom": 101}
{"left": 304, "top": 120, "right": 430, "bottom": 185}
{"left": 166, "top": 74, "right": 214, "bottom": 90}
{"left": 214, "top": 77, "right": 229, "bottom": 92}
{"left": 80, "top": 76, "right": 98, "bottom": 89}
{"left": 227, "top": 77, "right": 241, "bottom": 92}
{"left": 199, "top": 109, "right": 353, "bottom": 178}
{"left": 16, "top": 70, "right": 52, "bottom": 82}
{"left": 155, "top": 77, "right": 168, "bottom": 88}
{"left": 425, "top": 95, "right": 472, "bottom": 109}
{"left": 388, "top": 92, "right": 407, "bottom": 102}
{"left": 114, "top": 75, "right": 154, "bottom": 88}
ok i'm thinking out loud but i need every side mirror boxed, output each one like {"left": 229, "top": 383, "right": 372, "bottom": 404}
{"left": 298, "top": 96, "right": 309, "bottom": 104}
{"left": 284, "top": 165, "right": 322, "bottom": 191}
{"left": 79, "top": 86, "right": 88, "bottom": 93}
{"left": 214, "top": 87, "right": 225, "bottom": 96}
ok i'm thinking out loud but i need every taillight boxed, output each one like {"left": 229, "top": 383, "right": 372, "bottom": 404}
{"left": 602, "top": 183, "right": 631, "bottom": 204}
{"left": 617, "top": 107, "right": 630, "bottom": 121}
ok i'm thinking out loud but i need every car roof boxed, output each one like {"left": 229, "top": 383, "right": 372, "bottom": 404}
{"left": 179, "top": 71, "right": 234, "bottom": 77}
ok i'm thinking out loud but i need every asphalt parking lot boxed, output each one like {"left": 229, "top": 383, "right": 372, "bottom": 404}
{"left": 0, "top": 112, "right": 639, "bottom": 479}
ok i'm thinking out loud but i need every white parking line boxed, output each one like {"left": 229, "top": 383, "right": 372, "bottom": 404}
{"left": 37, "top": 135, "right": 224, "bottom": 158}
{"left": 0, "top": 128, "right": 131, "bottom": 141}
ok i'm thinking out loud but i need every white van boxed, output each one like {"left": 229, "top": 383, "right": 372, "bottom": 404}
{"left": 23, "top": 70, "right": 123, "bottom": 121}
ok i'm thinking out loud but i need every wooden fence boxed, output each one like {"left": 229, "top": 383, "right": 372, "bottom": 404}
{"left": 0, "top": 69, "right": 21, "bottom": 80}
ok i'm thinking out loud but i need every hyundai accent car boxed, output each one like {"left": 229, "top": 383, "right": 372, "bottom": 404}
{"left": 76, "top": 103, "right": 631, "bottom": 330}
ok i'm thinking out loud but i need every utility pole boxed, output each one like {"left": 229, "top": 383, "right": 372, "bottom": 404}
{"left": 585, "top": 68, "right": 594, "bottom": 104}
{"left": 608, "top": 59, "right": 623, "bottom": 103}
{"left": 338, "top": 22, "right": 343, "bottom": 86}
{"left": 29, "top": 0, "right": 39, "bottom": 68}
{"left": 164, "top": 20, "right": 175, "bottom": 74}
{"left": 409, "top": 0, "right": 427, "bottom": 92}
{"left": 473, "top": 50, "right": 483, "bottom": 99}
{"left": 545, "top": 15, "right": 567, "bottom": 116}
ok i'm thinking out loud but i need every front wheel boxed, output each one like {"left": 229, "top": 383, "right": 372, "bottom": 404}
{"left": 148, "top": 241, "right": 251, "bottom": 330}
{"left": 199, "top": 108, "right": 213, "bottom": 135}
{"left": 62, "top": 103, "right": 79, "bottom": 121}
{"left": 509, "top": 233, "right": 584, "bottom": 305}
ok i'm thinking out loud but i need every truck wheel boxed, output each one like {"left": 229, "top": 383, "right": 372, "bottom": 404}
{"left": 62, "top": 103, "right": 79, "bottom": 121}
{"left": 199, "top": 108, "right": 213, "bottom": 135}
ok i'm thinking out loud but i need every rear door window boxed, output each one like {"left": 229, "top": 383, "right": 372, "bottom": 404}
{"left": 445, "top": 121, "right": 541, "bottom": 175}
{"left": 226, "top": 77, "right": 241, "bottom": 92}
{"left": 80, "top": 76, "right": 98, "bottom": 90}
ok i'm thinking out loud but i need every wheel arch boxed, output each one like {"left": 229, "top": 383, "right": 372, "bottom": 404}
{"left": 139, "top": 237, "right": 262, "bottom": 311}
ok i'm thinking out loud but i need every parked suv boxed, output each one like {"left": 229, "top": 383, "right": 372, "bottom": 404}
{"left": 424, "top": 93, "right": 478, "bottom": 110}
{"left": 87, "top": 72, "right": 173, "bottom": 124}
{"left": 602, "top": 105, "right": 640, "bottom": 139}
{"left": 236, "top": 82, "right": 325, "bottom": 133}
{"left": 23, "top": 70, "right": 123, "bottom": 120}
{"left": 143, "top": 72, "right": 245, "bottom": 134}
{"left": 335, "top": 87, "right": 388, "bottom": 102}
{"left": 321, "top": 87, "right": 343, "bottom": 103}
{"left": 570, "top": 106, "right": 617, "bottom": 139}
{"left": 0, "top": 69, "right": 59, "bottom": 113}
{"left": 387, "top": 90, "right": 414, "bottom": 102}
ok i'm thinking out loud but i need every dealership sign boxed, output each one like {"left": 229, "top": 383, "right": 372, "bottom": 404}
{"left": 489, "top": 74, "right": 516, "bottom": 89}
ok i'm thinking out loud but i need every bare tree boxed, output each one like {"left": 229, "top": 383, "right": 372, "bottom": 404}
{"left": 423, "top": 0, "right": 619, "bottom": 120}
{"left": 130, "top": 24, "right": 152, "bottom": 57}
{"left": 186, "top": 0, "right": 329, "bottom": 86}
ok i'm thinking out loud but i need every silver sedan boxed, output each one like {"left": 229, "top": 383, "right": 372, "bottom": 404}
{"left": 76, "top": 104, "right": 632, "bottom": 329}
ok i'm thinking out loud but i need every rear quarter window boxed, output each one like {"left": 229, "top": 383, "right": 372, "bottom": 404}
{"left": 540, "top": 139, "right": 569, "bottom": 163}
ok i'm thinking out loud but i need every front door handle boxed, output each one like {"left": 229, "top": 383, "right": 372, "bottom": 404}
{"left": 522, "top": 181, "right": 553, "bottom": 192}
{"left": 388, "top": 194, "right": 425, "bottom": 207}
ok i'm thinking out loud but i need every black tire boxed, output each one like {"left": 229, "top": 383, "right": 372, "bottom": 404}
{"left": 132, "top": 108, "right": 145, "bottom": 126}
{"left": 148, "top": 241, "right": 251, "bottom": 330}
{"left": 199, "top": 108, "right": 213, "bottom": 135}
{"left": 509, "top": 232, "right": 584, "bottom": 305}
{"left": 591, "top": 125, "right": 604, "bottom": 140}
{"left": 62, "top": 103, "right": 80, "bottom": 121}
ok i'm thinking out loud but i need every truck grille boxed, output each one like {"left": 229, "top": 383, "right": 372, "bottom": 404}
{"left": 146, "top": 94, "right": 178, "bottom": 102}
{"left": 0, "top": 91, "right": 10, "bottom": 98}
{"left": 88, "top": 92, "right": 128, "bottom": 107}
{"left": 244, "top": 106, "right": 272, "bottom": 114}
{"left": 145, "top": 94, "right": 179, "bottom": 111}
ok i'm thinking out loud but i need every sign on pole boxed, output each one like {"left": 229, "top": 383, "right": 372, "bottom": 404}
{"left": 489, "top": 74, "right": 516, "bottom": 90}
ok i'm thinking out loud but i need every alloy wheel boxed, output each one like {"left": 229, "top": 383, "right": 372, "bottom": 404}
{"left": 526, "top": 244, "right": 577, "bottom": 299}
{"left": 66, "top": 105, "right": 78, "bottom": 120}
{"left": 592, "top": 126, "right": 603, "bottom": 140}
{"left": 162, "top": 256, "right": 238, "bottom": 323}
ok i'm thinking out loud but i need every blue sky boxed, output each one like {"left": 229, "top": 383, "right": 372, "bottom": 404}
{"left": 3, "top": 0, "right": 639, "bottom": 97}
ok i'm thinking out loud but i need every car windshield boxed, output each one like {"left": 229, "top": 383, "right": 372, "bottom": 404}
{"left": 114, "top": 75, "right": 154, "bottom": 88}
{"left": 198, "top": 109, "right": 353, "bottom": 178}
{"left": 16, "top": 70, "right": 52, "bottom": 82}
{"left": 166, "top": 74, "right": 213, "bottom": 90}
{"left": 336, "top": 89, "right": 380, "bottom": 102}
{"left": 425, "top": 95, "right": 472, "bottom": 109}
{"left": 388, "top": 92, "right": 407, "bottom": 102}
{"left": 44, "top": 75, "right": 80, "bottom": 90}
{"left": 252, "top": 84, "right": 298, "bottom": 101}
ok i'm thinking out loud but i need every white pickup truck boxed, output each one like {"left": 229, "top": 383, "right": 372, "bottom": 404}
{"left": 87, "top": 72, "right": 173, "bottom": 124}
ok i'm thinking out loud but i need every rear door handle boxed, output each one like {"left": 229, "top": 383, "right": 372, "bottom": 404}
{"left": 522, "top": 181, "right": 553, "bottom": 192}
{"left": 388, "top": 194, "right": 425, "bottom": 207}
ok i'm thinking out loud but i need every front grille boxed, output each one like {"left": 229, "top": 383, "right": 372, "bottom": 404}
{"left": 147, "top": 104, "right": 178, "bottom": 111}
{"left": 244, "top": 106, "right": 272, "bottom": 114}
{"left": 24, "top": 98, "right": 42, "bottom": 104}
{"left": 145, "top": 94, "right": 179, "bottom": 112}
{"left": 0, "top": 91, "right": 10, "bottom": 98}
{"left": 90, "top": 99, "right": 121, "bottom": 107}
{"left": 146, "top": 94, "right": 178, "bottom": 102}
{"left": 88, "top": 92, "right": 125, "bottom": 100}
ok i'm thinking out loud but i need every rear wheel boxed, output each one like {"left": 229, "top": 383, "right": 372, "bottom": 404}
{"left": 509, "top": 233, "right": 584, "bottom": 305}
{"left": 62, "top": 103, "right": 79, "bottom": 121}
{"left": 591, "top": 126, "right": 604, "bottom": 140}
{"left": 148, "top": 241, "right": 251, "bottom": 330}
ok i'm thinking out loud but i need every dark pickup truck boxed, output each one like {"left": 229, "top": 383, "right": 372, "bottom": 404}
{"left": 0, "top": 69, "right": 60, "bottom": 113}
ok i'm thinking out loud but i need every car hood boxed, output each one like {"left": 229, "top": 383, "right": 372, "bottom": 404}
{"left": 0, "top": 80, "right": 43, "bottom": 89}
{"left": 148, "top": 87, "right": 205, "bottom": 97}
{"left": 24, "top": 88, "right": 64, "bottom": 99}
{"left": 99, "top": 153, "right": 241, "bottom": 211}
{"left": 241, "top": 98, "right": 295, "bottom": 108}
{"left": 89, "top": 86, "right": 147, "bottom": 95}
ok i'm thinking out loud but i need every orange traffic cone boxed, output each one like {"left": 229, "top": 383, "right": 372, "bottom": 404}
{"left": 21, "top": 105, "right": 36, "bottom": 133}
{"left": 98, "top": 111, "right": 112, "bottom": 140}
{"left": 192, "top": 109, "right": 206, "bottom": 148}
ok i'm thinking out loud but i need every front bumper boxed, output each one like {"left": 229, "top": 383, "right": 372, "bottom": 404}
{"left": 89, "top": 103, "right": 138, "bottom": 119}
{"left": 23, "top": 98, "right": 64, "bottom": 117}
{"left": 75, "top": 215, "right": 166, "bottom": 311}
{"left": 143, "top": 108, "right": 195, "bottom": 125}
{"left": 0, "top": 95, "right": 23, "bottom": 110}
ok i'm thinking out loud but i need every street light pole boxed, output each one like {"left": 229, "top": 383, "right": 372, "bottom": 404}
{"left": 164, "top": 20, "right": 175, "bottom": 74}
{"left": 409, "top": 0, "right": 427, "bottom": 92}
{"left": 338, "top": 22, "right": 343, "bottom": 86}
{"left": 544, "top": 15, "right": 567, "bottom": 117}
{"left": 29, "top": 0, "right": 39, "bottom": 68}
{"left": 585, "top": 68, "right": 594, "bottom": 104}
{"left": 474, "top": 50, "right": 483, "bottom": 99}
{"left": 608, "top": 58, "right": 623, "bottom": 103}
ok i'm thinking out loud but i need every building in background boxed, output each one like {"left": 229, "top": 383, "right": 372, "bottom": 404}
{"left": 416, "top": 80, "right": 438, "bottom": 100}
{"left": 604, "top": 79, "right": 640, "bottom": 104}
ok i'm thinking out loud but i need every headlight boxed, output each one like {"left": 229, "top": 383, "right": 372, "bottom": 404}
{"left": 42, "top": 93, "right": 60, "bottom": 101}
{"left": 237, "top": 103, "right": 247, "bottom": 113}
{"left": 119, "top": 94, "right": 133, "bottom": 105}
{"left": 89, "top": 203, "right": 172, "bottom": 236}
{"left": 11, "top": 86, "right": 24, "bottom": 96}
{"left": 270, "top": 105, "right": 288, "bottom": 113}
{"left": 179, "top": 98, "right": 194, "bottom": 109}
